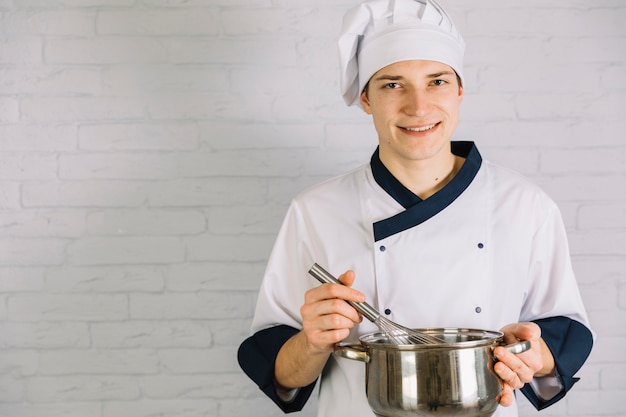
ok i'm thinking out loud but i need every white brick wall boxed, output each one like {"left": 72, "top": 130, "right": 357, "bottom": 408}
{"left": 0, "top": 1, "right": 623, "bottom": 417}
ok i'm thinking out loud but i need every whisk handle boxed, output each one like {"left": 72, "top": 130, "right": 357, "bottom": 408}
{"left": 308, "top": 263, "right": 380, "bottom": 323}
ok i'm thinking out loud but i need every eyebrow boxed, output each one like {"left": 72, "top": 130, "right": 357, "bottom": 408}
{"left": 427, "top": 71, "right": 456, "bottom": 79}
{"left": 371, "top": 75, "right": 403, "bottom": 83}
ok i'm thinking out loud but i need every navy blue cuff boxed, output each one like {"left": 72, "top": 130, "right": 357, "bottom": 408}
{"left": 237, "top": 325, "right": 317, "bottom": 413}
{"left": 521, "top": 316, "right": 593, "bottom": 410}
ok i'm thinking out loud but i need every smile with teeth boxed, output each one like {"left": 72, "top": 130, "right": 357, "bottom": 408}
{"left": 402, "top": 122, "right": 438, "bottom": 132}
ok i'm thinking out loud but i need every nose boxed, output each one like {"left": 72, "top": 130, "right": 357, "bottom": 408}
{"left": 402, "top": 88, "right": 430, "bottom": 116}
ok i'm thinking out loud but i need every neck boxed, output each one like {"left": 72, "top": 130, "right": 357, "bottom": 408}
{"left": 379, "top": 149, "right": 464, "bottom": 200}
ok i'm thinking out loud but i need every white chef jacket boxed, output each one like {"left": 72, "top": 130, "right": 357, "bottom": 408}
{"left": 250, "top": 142, "right": 590, "bottom": 417}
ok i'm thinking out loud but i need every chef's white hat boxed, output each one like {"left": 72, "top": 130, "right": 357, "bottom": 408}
{"left": 338, "top": 0, "right": 465, "bottom": 107}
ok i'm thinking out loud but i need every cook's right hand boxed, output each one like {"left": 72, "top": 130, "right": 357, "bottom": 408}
{"left": 300, "top": 270, "right": 365, "bottom": 354}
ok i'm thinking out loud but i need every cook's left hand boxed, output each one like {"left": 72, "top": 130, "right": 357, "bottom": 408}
{"left": 494, "top": 322, "right": 555, "bottom": 407}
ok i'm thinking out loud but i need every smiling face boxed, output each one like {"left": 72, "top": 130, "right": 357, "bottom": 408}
{"left": 360, "top": 60, "right": 464, "bottom": 170}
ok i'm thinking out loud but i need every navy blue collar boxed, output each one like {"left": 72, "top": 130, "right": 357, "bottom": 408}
{"left": 370, "top": 141, "right": 482, "bottom": 241}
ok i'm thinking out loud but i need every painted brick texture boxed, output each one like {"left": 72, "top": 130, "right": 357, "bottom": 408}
{"left": 0, "top": 1, "right": 624, "bottom": 417}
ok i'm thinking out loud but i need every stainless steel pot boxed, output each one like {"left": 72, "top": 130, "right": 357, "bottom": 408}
{"left": 335, "top": 328, "right": 531, "bottom": 417}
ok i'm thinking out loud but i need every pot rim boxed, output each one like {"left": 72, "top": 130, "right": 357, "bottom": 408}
{"left": 358, "top": 327, "right": 504, "bottom": 350}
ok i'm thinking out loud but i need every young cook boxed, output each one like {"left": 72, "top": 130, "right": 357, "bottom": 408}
{"left": 238, "top": 1, "right": 594, "bottom": 416}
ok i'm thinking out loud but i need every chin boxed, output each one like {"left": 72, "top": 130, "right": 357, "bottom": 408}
{"left": 400, "top": 142, "right": 448, "bottom": 161}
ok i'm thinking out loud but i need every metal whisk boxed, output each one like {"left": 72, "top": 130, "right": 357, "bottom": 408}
{"left": 308, "top": 263, "right": 445, "bottom": 345}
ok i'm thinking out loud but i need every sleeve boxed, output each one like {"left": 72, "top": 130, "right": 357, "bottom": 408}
{"left": 521, "top": 316, "right": 594, "bottom": 409}
{"left": 238, "top": 200, "right": 321, "bottom": 412}
{"left": 518, "top": 199, "right": 594, "bottom": 409}
{"left": 237, "top": 325, "right": 318, "bottom": 413}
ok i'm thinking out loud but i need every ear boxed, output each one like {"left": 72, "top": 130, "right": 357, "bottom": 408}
{"left": 457, "top": 84, "right": 464, "bottom": 103}
{"left": 360, "top": 90, "right": 373, "bottom": 115}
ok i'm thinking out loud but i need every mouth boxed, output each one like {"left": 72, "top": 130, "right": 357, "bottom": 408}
{"left": 400, "top": 122, "right": 440, "bottom": 133}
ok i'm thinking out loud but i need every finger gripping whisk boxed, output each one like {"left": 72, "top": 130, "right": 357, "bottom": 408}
{"left": 308, "top": 263, "right": 444, "bottom": 345}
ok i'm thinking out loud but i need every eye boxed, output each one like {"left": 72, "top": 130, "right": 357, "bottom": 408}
{"left": 431, "top": 79, "right": 448, "bottom": 86}
{"left": 383, "top": 82, "right": 401, "bottom": 89}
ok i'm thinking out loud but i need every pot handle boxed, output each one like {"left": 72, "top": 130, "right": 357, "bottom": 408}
{"left": 494, "top": 340, "right": 531, "bottom": 361}
{"left": 504, "top": 340, "right": 532, "bottom": 355}
{"left": 334, "top": 344, "right": 370, "bottom": 363}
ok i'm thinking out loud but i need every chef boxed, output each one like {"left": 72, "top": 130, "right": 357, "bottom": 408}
{"left": 238, "top": 1, "right": 594, "bottom": 416}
